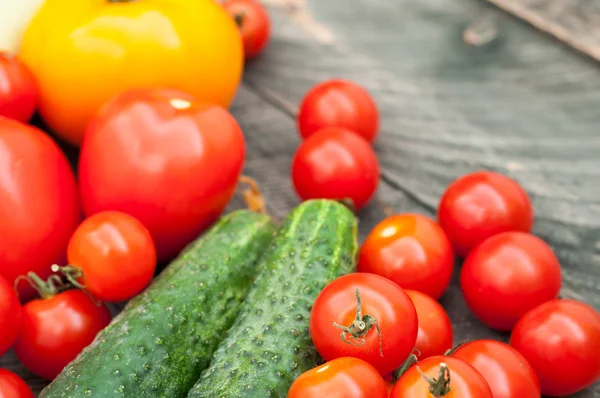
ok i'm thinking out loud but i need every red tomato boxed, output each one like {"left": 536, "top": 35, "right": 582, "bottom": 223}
{"left": 391, "top": 356, "right": 493, "bottom": 398}
{"left": 452, "top": 340, "right": 540, "bottom": 398}
{"left": 288, "top": 357, "right": 388, "bottom": 398}
{"left": 291, "top": 127, "right": 380, "bottom": 210}
{"left": 0, "top": 53, "right": 37, "bottom": 123}
{"left": 0, "top": 117, "right": 80, "bottom": 300}
{"left": 358, "top": 214, "right": 454, "bottom": 299}
{"left": 510, "top": 299, "right": 600, "bottom": 396}
{"left": 14, "top": 289, "right": 111, "bottom": 380}
{"left": 0, "top": 369, "right": 34, "bottom": 398}
{"left": 298, "top": 79, "right": 379, "bottom": 143}
{"left": 460, "top": 232, "right": 561, "bottom": 331}
{"left": 78, "top": 88, "right": 245, "bottom": 262}
{"left": 406, "top": 290, "right": 453, "bottom": 360}
{"left": 437, "top": 171, "right": 533, "bottom": 257}
{"left": 0, "top": 275, "right": 21, "bottom": 356}
{"left": 310, "top": 273, "right": 418, "bottom": 375}
{"left": 222, "top": 0, "right": 270, "bottom": 59}
{"left": 65, "top": 211, "right": 157, "bottom": 302}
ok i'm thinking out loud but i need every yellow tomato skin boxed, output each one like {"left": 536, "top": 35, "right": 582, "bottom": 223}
{"left": 19, "top": 0, "right": 243, "bottom": 146}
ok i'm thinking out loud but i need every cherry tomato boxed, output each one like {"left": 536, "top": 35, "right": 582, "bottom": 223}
{"left": 406, "top": 290, "right": 453, "bottom": 360}
{"left": 0, "top": 52, "right": 37, "bottom": 123}
{"left": 15, "top": 289, "right": 111, "bottom": 380}
{"left": 0, "top": 275, "right": 21, "bottom": 356}
{"left": 358, "top": 214, "right": 454, "bottom": 299}
{"left": 0, "top": 117, "right": 80, "bottom": 300}
{"left": 510, "top": 299, "right": 600, "bottom": 396}
{"left": 460, "top": 232, "right": 561, "bottom": 331}
{"left": 78, "top": 88, "right": 245, "bottom": 262}
{"left": 310, "top": 273, "right": 418, "bottom": 375}
{"left": 391, "top": 356, "right": 493, "bottom": 398}
{"left": 291, "top": 127, "right": 380, "bottom": 210}
{"left": 452, "top": 340, "right": 540, "bottom": 398}
{"left": 222, "top": 0, "right": 271, "bottom": 59}
{"left": 298, "top": 79, "right": 379, "bottom": 143}
{"left": 64, "top": 211, "right": 157, "bottom": 302}
{"left": 0, "top": 369, "right": 34, "bottom": 398}
{"left": 437, "top": 171, "right": 533, "bottom": 257}
{"left": 288, "top": 357, "right": 388, "bottom": 398}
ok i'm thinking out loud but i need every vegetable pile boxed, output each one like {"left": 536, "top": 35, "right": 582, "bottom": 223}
{"left": 0, "top": 0, "right": 599, "bottom": 397}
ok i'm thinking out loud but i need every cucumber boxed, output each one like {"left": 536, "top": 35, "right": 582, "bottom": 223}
{"left": 40, "top": 210, "right": 276, "bottom": 398}
{"left": 187, "top": 199, "right": 358, "bottom": 397}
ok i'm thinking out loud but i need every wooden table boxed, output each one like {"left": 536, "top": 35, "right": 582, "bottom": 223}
{"left": 2, "top": 0, "right": 599, "bottom": 395}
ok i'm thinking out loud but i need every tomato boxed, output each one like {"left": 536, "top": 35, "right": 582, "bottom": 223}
{"left": 15, "top": 288, "right": 111, "bottom": 380}
{"left": 291, "top": 127, "right": 380, "bottom": 210}
{"left": 358, "top": 214, "right": 454, "bottom": 299}
{"left": 19, "top": 0, "right": 243, "bottom": 146}
{"left": 452, "top": 340, "right": 540, "bottom": 398}
{"left": 405, "top": 290, "right": 453, "bottom": 360}
{"left": 310, "top": 273, "right": 418, "bottom": 375}
{"left": 62, "top": 211, "right": 157, "bottom": 302}
{"left": 0, "top": 117, "right": 80, "bottom": 300}
{"left": 78, "top": 88, "right": 245, "bottom": 262}
{"left": 391, "top": 356, "right": 493, "bottom": 398}
{"left": 437, "top": 171, "right": 533, "bottom": 257}
{"left": 0, "top": 369, "right": 34, "bottom": 398}
{"left": 222, "top": 0, "right": 270, "bottom": 59}
{"left": 298, "top": 79, "right": 379, "bottom": 143}
{"left": 0, "top": 52, "right": 37, "bottom": 123}
{"left": 0, "top": 275, "right": 21, "bottom": 356}
{"left": 510, "top": 299, "right": 600, "bottom": 396}
{"left": 288, "top": 357, "right": 388, "bottom": 398}
{"left": 460, "top": 232, "right": 561, "bottom": 331}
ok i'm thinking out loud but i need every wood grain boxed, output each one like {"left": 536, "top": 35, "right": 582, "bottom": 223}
{"left": 2, "top": 0, "right": 600, "bottom": 396}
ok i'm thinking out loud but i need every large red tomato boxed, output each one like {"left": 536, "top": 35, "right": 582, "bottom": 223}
{"left": 452, "top": 340, "right": 540, "bottom": 398}
{"left": 0, "top": 52, "right": 37, "bottom": 123}
{"left": 406, "top": 290, "right": 453, "bottom": 360}
{"left": 0, "top": 117, "right": 80, "bottom": 299}
{"left": 0, "top": 275, "right": 21, "bottom": 356}
{"left": 310, "top": 273, "right": 418, "bottom": 375}
{"left": 78, "top": 88, "right": 246, "bottom": 262}
{"left": 460, "top": 232, "right": 561, "bottom": 331}
{"left": 510, "top": 299, "right": 600, "bottom": 396}
{"left": 437, "top": 171, "right": 533, "bottom": 257}
{"left": 288, "top": 357, "right": 388, "bottom": 398}
{"left": 0, "top": 369, "right": 34, "bottom": 398}
{"left": 358, "top": 214, "right": 454, "bottom": 299}
{"left": 391, "top": 356, "right": 493, "bottom": 398}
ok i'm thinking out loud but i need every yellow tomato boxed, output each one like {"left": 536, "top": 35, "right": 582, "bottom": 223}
{"left": 19, "top": 0, "right": 243, "bottom": 146}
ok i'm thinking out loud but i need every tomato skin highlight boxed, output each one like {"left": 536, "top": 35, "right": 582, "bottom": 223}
{"left": 437, "top": 171, "right": 533, "bottom": 257}
{"left": 288, "top": 357, "right": 388, "bottom": 398}
{"left": 78, "top": 88, "right": 245, "bottom": 263}
{"left": 0, "top": 52, "right": 37, "bottom": 123}
{"left": 460, "top": 231, "right": 561, "bottom": 331}
{"left": 0, "top": 369, "right": 34, "bottom": 398}
{"left": 14, "top": 289, "right": 111, "bottom": 381}
{"left": 452, "top": 339, "right": 541, "bottom": 398}
{"left": 358, "top": 214, "right": 454, "bottom": 299}
{"left": 67, "top": 211, "right": 157, "bottom": 302}
{"left": 391, "top": 356, "right": 493, "bottom": 398}
{"left": 0, "top": 275, "right": 21, "bottom": 356}
{"left": 510, "top": 299, "right": 600, "bottom": 397}
{"left": 292, "top": 127, "right": 380, "bottom": 210}
{"left": 310, "top": 273, "right": 418, "bottom": 375}
{"left": 0, "top": 117, "right": 80, "bottom": 300}
{"left": 298, "top": 79, "right": 380, "bottom": 143}
{"left": 222, "top": 0, "right": 271, "bottom": 59}
{"left": 405, "top": 290, "right": 453, "bottom": 360}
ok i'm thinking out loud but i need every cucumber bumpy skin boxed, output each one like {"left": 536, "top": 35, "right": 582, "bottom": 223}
{"left": 40, "top": 210, "right": 276, "bottom": 398}
{"left": 187, "top": 199, "right": 358, "bottom": 397}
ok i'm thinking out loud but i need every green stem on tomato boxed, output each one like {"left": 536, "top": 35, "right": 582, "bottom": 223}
{"left": 417, "top": 362, "right": 451, "bottom": 397}
{"left": 51, "top": 264, "right": 86, "bottom": 290}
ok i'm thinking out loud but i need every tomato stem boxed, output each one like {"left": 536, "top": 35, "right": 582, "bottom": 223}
{"left": 392, "top": 353, "right": 419, "bottom": 381}
{"left": 51, "top": 265, "right": 86, "bottom": 290}
{"left": 332, "top": 288, "right": 383, "bottom": 356}
{"left": 233, "top": 12, "right": 246, "bottom": 27}
{"left": 239, "top": 175, "right": 269, "bottom": 216}
{"left": 417, "top": 362, "right": 451, "bottom": 397}
{"left": 443, "top": 339, "right": 470, "bottom": 356}
{"left": 14, "top": 272, "right": 68, "bottom": 299}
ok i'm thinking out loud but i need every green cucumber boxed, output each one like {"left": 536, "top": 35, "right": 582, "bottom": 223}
{"left": 40, "top": 210, "right": 276, "bottom": 398}
{"left": 187, "top": 199, "right": 358, "bottom": 397}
